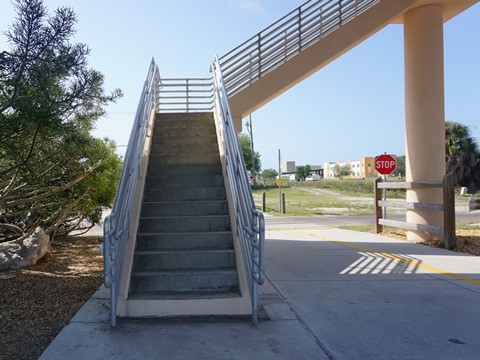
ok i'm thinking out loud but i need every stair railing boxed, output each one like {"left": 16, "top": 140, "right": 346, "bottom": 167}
{"left": 158, "top": 78, "right": 213, "bottom": 112}
{"left": 211, "top": 56, "right": 265, "bottom": 326}
{"left": 219, "top": 0, "right": 379, "bottom": 97}
{"left": 102, "top": 59, "right": 160, "bottom": 327}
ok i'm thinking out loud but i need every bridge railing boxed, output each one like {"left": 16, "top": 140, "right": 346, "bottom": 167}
{"left": 158, "top": 78, "right": 213, "bottom": 113}
{"left": 219, "top": 0, "right": 379, "bottom": 96}
{"left": 102, "top": 59, "right": 160, "bottom": 327}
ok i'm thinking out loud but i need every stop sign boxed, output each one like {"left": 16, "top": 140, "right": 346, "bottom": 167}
{"left": 375, "top": 154, "right": 397, "bottom": 175}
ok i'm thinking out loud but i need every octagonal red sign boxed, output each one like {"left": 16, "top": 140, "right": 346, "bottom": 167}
{"left": 375, "top": 154, "right": 397, "bottom": 175}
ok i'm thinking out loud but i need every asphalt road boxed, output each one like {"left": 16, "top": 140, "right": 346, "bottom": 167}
{"left": 264, "top": 211, "right": 479, "bottom": 229}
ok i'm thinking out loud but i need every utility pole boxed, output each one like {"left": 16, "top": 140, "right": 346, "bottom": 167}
{"left": 246, "top": 114, "right": 256, "bottom": 186}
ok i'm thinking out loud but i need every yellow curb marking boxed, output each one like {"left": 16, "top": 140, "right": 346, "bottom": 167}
{"left": 302, "top": 231, "right": 480, "bottom": 286}
{"left": 266, "top": 226, "right": 334, "bottom": 232}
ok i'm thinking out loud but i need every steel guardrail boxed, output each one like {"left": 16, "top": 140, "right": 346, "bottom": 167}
{"left": 102, "top": 59, "right": 160, "bottom": 327}
{"left": 211, "top": 56, "right": 265, "bottom": 325}
{"left": 158, "top": 78, "right": 213, "bottom": 113}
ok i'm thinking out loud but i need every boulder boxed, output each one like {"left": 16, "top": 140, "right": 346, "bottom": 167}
{"left": 0, "top": 227, "right": 52, "bottom": 270}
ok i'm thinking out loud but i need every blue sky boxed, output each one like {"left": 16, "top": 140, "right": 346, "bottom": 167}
{"left": 1, "top": 0, "right": 479, "bottom": 170}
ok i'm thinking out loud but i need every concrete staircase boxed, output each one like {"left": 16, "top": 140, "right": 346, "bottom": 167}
{"left": 129, "top": 112, "right": 241, "bottom": 301}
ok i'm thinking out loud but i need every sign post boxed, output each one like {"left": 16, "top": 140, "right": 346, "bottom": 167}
{"left": 375, "top": 154, "right": 397, "bottom": 219}
{"left": 278, "top": 149, "right": 283, "bottom": 213}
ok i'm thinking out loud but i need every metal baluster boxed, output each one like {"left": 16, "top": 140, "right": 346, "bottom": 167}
{"left": 186, "top": 79, "right": 189, "bottom": 112}
{"left": 257, "top": 34, "right": 262, "bottom": 78}
{"left": 298, "top": 7, "right": 302, "bottom": 53}
{"left": 339, "top": 0, "right": 343, "bottom": 26}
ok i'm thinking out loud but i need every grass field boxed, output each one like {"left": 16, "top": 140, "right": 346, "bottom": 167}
{"left": 253, "top": 178, "right": 471, "bottom": 216}
{"left": 253, "top": 186, "right": 374, "bottom": 215}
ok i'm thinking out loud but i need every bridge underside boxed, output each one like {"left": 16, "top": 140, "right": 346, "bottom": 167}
{"left": 229, "top": 0, "right": 477, "bottom": 126}
{"left": 226, "top": 0, "right": 477, "bottom": 241}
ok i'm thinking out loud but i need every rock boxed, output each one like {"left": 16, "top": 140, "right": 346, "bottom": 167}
{"left": 0, "top": 227, "right": 52, "bottom": 270}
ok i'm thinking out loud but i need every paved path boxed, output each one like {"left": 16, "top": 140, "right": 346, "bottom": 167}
{"left": 40, "top": 227, "right": 480, "bottom": 359}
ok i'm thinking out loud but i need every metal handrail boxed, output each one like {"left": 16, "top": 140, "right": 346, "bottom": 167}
{"left": 211, "top": 56, "right": 265, "bottom": 326}
{"left": 219, "top": 0, "right": 379, "bottom": 96}
{"left": 158, "top": 78, "right": 213, "bottom": 113}
{"left": 102, "top": 59, "right": 160, "bottom": 327}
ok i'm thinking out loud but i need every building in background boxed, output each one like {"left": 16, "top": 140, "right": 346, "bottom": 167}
{"left": 281, "top": 161, "right": 296, "bottom": 174}
{"left": 280, "top": 161, "right": 324, "bottom": 180}
{"left": 323, "top": 157, "right": 376, "bottom": 179}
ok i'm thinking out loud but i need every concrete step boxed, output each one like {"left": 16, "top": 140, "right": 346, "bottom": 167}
{"left": 129, "top": 111, "right": 240, "bottom": 304}
{"left": 150, "top": 143, "right": 218, "bottom": 155}
{"left": 147, "top": 164, "right": 222, "bottom": 177}
{"left": 128, "top": 288, "right": 240, "bottom": 300}
{"left": 154, "top": 117, "right": 214, "bottom": 128}
{"left": 152, "top": 133, "right": 218, "bottom": 146}
{"left": 141, "top": 201, "right": 228, "bottom": 217}
{"left": 133, "top": 249, "right": 235, "bottom": 271}
{"left": 138, "top": 215, "right": 231, "bottom": 233}
{"left": 130, "top": 269, "right": 239, "bottom": 294}
{"left": 156, "top": 112, "right": 213, "bottom": 124}
{"left": 136, "top": 232, "right": 233, "bottom": 251}
{"left": 143, "top": 187, "right": 226, "bottom": 202}
{"left": 148, "top": 153, "right": 220, "bottom": 165}
{"left": 145, "top": 174, "right": 224, "bottom": 189}
{"left": 152, "top": 125, "right": 216, "bottom": 137}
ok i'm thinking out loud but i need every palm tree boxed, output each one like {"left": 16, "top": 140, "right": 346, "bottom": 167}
{"left": 445, "top": 121, "right": 480, "bottom": 192}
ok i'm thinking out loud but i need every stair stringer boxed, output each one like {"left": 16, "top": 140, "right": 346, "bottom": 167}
{"left": 116, "top": 108, "right": 157, "bottom": 317}
{"left": 213, "top": 108, "right": 253, "bottom": 313}
{"left": 122, "top": 112, "right": 251, "bottom": 318}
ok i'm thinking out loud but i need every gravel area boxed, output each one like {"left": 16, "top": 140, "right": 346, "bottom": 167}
{"left": 422, "top": 230, "right": 480, "bottom": 256}
{"left": 381, "top": 229, "right": 480, "bottom": 256}
{"left": 0, "top": 236, "right": 103, "bottom": 360}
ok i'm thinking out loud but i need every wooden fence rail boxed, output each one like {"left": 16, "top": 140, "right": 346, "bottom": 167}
{"left": 374, "top": 172, "right": 456, "bottom": 250}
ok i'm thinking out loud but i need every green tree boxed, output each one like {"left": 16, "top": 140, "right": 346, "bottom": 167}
{"left": 261, "top": 168, "right": 278, "bottom": 179}
{"left": 0, "top": 0, "right": 122, "bottom": 242}
{"left": 334, "top": 163, "right": 351, "bottom": 180}
{"left": 238, "top": 133, "right": 261, "bottom": 173}
{"left": 445, "top": 121, "right": 480, "bottom": 192}
{"left": 392, "top": 155, "right": 405, "bottom": 178}
{"left": 296, "top": 165, "right": 311, "bottom": 181}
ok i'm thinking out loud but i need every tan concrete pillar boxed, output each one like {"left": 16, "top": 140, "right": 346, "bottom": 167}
{"left": 404, "top": 5, "right": 445, "bottom": 241}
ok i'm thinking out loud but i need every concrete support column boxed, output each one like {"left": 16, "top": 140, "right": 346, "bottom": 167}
{"left": 404, "top": 5, "right": 445, "bottom": 241}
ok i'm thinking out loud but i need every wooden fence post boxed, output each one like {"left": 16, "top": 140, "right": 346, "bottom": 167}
{"left": 282, "top": 193, "right": 286, "bottom": 214}
{"left": 262, "top": 192, "right": 266, "bottom": 212}
{"left": 443, "top": 172, "right": 456, "bottom": 250}
{"left": 374, "top": 177, "right": 383, "bottom": 233}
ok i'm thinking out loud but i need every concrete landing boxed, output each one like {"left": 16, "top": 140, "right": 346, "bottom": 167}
{"left": 40, "top": 227, "right": 480, "bottom": 360}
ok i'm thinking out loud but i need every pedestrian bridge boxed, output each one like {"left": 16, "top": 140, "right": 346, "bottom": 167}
{"left": 102, "top": 0, "right": 478, "bottom": 327}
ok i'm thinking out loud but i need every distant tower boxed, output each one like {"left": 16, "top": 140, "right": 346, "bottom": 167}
{"left": 281, "top": 161, "right": 296, "bottom": 173}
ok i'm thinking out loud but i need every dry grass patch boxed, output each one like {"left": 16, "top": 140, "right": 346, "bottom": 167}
{"left": 0, "top": 236, "right": 104, "bottom": 360}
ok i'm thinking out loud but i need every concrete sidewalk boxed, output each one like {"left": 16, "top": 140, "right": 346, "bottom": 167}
{"left": 40, "top": 228, "right": 480, "bottom": 360}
